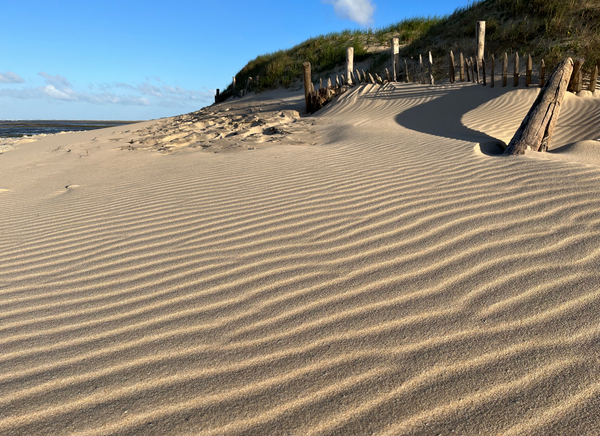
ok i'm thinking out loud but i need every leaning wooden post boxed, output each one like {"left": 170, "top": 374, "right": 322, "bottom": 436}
{"left": 491, "top": 54, "right": 495, "bottom": 87}
{"left": 505, "top": 58, "right": 574, "bottom": 155}
{"left": 404, "top": 59, "right": 410, "bottom": 83}
{"left": 539, "top": 60, "right": 546, "bottom": 87}
{"left": 513, "top": 52, "right": 520, "bottom": 87}
{"left": 460, "top": 53, "right": 465, "bottom": 81}
{"left": 303, "top": 62, "right": 311, "bottom": 113}
{"left": 391, "top": 38, "right": 400, "bottom": 81}
{"left": 526, "top": 54, "right": 533, "bottom": 86}
{"left": 449, "top": 51, "right": 456, "bottom": 83}
{"left": 385, "top": 68, "right": 391, "bottom": 82}
{"left": 476, "top": 21, "right": 486, "bottom": 70}
{"left": 346, "top": 47, "right": 354, "bottom": 85}
{"left": 568, "top": 58, "right": 584, "bottom": 92}
{"left": 503, "top": 53, "right": 508, "bottom": 87}
{"left": 428, "top": 52, "right": 434, "bottom": 85}
{"left": 589, "top": 65, "right": 598, "bottom": 92}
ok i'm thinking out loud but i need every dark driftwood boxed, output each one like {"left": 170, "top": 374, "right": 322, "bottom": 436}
{"left": 460, "top": 53, "right": 465, "bottom": 82}
{"left": 568, "top": 58, "right": 584, "bottom": 92}
{"left": 303, "top": 63, "right": 311, "bottom": 113}
{"left": 503, "top": 53, "right": 508, "bottom": 87}
{"left": 449, "top": 51, "right": 455, "bottom": 83}
{"left": 590, "top": 66, "right": 598, "bottom": 92}
{"left": 505, "top": 58, "right": 574, "bottom": 155}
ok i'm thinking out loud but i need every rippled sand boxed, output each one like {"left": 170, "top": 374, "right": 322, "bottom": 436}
{"left": 1, "top": 83, "right": 600, "bottom": 435}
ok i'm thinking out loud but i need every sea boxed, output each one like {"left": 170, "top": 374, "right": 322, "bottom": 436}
{"left": 0, "top": 120, "right": 137, "bottom": 138}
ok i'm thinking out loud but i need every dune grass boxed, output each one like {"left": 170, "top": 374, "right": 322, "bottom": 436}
{"left": 217, "top": 0, "right": 600, "bottom": 101}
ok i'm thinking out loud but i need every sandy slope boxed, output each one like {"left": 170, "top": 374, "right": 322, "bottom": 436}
{"left": 1, "top": 83, "right": 600, "bottom": 436}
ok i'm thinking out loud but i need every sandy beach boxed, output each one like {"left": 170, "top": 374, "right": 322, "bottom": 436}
{"left": 2, "top": 82, "right": 600, "bottom": 435}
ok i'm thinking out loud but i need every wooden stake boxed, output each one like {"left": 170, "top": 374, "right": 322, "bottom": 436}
{"left": 475, "top": 56, "right": 480, "bottom": 84}
{"left": 232, "top": 77, "right": 236, "bottom": 97}
{"left": 513, "top": 52, "right": 520, "bottom": 87}
{"left": 539, "top": 60, "right": 545, "bottom": 87}
{"left": 327, "top": 78, "right": 332, "bottom": 88}
{"left": 470, "top": 57, "right": 476, "bottom": 83}
{"left": 368, "top": 73, "right": 375, "bottom": 84}
{"left": 391, "top": 38, "right": 400, "bottom": 81}
{"left": 385, "top": 68, "right": 391, "bottom": 82}
{"left": 346, "top": 47, "right": 354, "bottom": 85}
{"left": 526, "top": 54, "right": 532, "bottom": 87}
{"left": 491, "top": 54, "right": 495, "bottom": 88}
{"left": 460, "top": 53, "right": 465, "bottom": 82}
{"left": 449, "top": 51, "right": 455, "bottom": 83}
{"left": 215, "top": 88, "right": 219, "bottom": 103}
{"left": 589, "top": 65, "right": 598, "bottom": 92}
{"left": 568, "top": 58, "right": 584, "bottom": 92}
{"left": 303, "top": 62, "right": 311, "bottom": 113}
{"left": 503, "top": 53, "right": 508, "bottom": 87}
{"left": 505, "top": 58, "right": 574, "bottom": 155}
{"left": 419, "top": 54, "right": 423, "bottom": 84}
{"left": 428, "top": 52, "right": 434, "bottom": 85}
{"left": 404, "top": 59, "right": 410, "bottom": 83}
{"left": 482, "top": 57, "right": 487, "bottom": 86}
{"left": 465, "top": 58, "right": 471, "bottom": 82}
{"left": 476, "top": 21, "right": 486, "bottom": 68}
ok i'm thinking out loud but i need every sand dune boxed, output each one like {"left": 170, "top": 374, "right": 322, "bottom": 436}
{"left": 1, "top": 83, "right": 600, "bottom": 435}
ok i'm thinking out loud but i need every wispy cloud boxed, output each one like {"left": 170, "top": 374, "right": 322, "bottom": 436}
{"left": 0, "top": 71, "right": 25, "bottom": 84}
{"left": 323, "top": 0, "right": 376, "bottom": 26}
{"left": 0, "top": 73, "right": 213, "bottom": 108}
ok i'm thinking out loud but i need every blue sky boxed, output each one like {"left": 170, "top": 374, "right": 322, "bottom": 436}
{"left": 0, "top": 0, "right": 471, "bottom": 120}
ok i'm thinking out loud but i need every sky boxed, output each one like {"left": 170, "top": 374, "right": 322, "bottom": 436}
{"left": 0, "top": 0, "right": 472, "bottom": 121}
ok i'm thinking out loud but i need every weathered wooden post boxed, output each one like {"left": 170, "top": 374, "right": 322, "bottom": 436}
{"left": 513, "top": 52, "right": 520, "bottom": 87}
{"left": 589, "top": 66, "right": 598, "bottom": 92}
{"left": 215, "top": 89, "right": 219, "bottom": 103}
{"left": 539, "top": 60, "right": 546, "bottom": 87}
{"left": 460, "top": 53, "right": 465, "bottom": 81}
{"left": 232, "top": 77, "right": 236, "bottom": 98}
{"left": 526, "top": 55, "right": 532, "bottom": 86}
{"left": 391, "top": 38, "right": 400, "bottom": 81}
{"left": 477, "top": 21, "right": 486, "bottom": 69}
{"left": 465, "top": 58, "right": 471, "bottom": 82}
{"left": 503, "top": 53, "right": 508, "bottom": 87}
{"left": 327, "top": 78, "right": 332, "bottom": 88}
{"left": 244, "top": 77, "right": 252, "bottom": 95}
{"left": 303, "top": 62, "right": 311, "bottom": 113}
{"left": 505, "top": 58, "right": 574, "bottom": 155}
{"left": 355, "top": 69, "right": 362, "bottom": 82}
{"left": 482, "top": 57, "right": 487, "bottom": 86}
{"left": 449, "top": 51, "right": 456, "bottom": 83}
{"left": 428, "top": 52, "right": 434, "bottom": 85}
{"left": 256, "top": 75, "right": 260, "bottom": 91}
{"left": 568, "top": 58, "right": 584, "bottom": 92}
{"left": 368, "top": 73, "right": 375, "bottom": 84}
{"left": 491, "top": 54, "right": 495, "bottom": 88}
{"left": 346, "top": 47, "right": 354, "bottom": 85}
{"left": 419, "top": 54, "right": 424, "bottom": 84}
{"left": 404, "top": 59, "right": 410, "bottom": 83}
{"left": 475, "top": 57, "right": 480, "bottom": 83}
{"left": 385, "top": 68, "right": 391, "bottom": 82}
{"left": 362, "top": 70, "right": 367, "bottom": 83}
{"left": 470, "top": 57, "right": 476, "bottom": 83}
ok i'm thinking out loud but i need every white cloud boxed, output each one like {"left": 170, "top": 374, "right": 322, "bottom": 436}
{"left": 0, "top": 73, "right": 213, "bottom": 108}
{"left": 323, "top": 0, "right": 375, "bottom": 26}
{"left": 0, "top": 71, "right": 25, "bottom": 84}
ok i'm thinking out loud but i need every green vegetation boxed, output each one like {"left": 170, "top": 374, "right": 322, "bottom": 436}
{"left": 218, "top": 0, "right": 600, "bottom": 101}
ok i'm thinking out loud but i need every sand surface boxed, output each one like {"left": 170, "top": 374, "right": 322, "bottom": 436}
{"left": 1, "top": 83, "right": 600, "bottom": 435}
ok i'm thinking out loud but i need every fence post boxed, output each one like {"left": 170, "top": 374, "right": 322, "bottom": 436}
{"left": 460, "top": 53, "right": 465, "bottom": 82}
{"left": 465, "top": 58, "right": 471, "bottom": 82}
{"left": 491, "top": 54, "right": 495, "bottom": 88}
{"left": 404, "top": 59, "right": 410, "bottom": 83}
{"left": 391, "top": 38, "right": 400, "bottom": 81}
{"left": 590, "top": 65, "right": 598, "bottom": 92}
{"left": 482, "top": 57, "right": 486, "bottom": 86}
{"left": 503, "top": 53, "right": 508, "bottom": 87}
{"left": 303, "top": 62, "right": 311, "bottom": 113}
{"left": 568, "top": 58, "right": 584, "bottom": 92}
{"left": 232, "top": 77, "right": 236, "bottom": 98}
{"left": 428, "top": 52, "right": 434, "bottom": 85}
{"left": 526, "top": 55, "right": 532, "bottom": 87}
{"left": 470, "top": 57, "right": 476, "bottom": 83}
{"left": 449, "top": 51, "right": 455, "bottom": 83}
{"left": 385, "top": 68, "right": 391, "bottom": 82}
{"left": 539, "top": 60, "right": 546, "bottom": 87}
{"left": 215, "top": 89, "right": 219, "bottom": 103}
{"left": 477, "top": 21, "right": 486, "bottom": 70}
{"left": 346, "top": 47, "right": 354, "bottom": 85}
{"left": 513, "top": 52, "right": 520, "bottom": 87}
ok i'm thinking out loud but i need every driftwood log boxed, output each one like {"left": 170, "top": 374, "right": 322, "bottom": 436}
{"left": 504, "top": 58, "right": 574, "bottom": 155}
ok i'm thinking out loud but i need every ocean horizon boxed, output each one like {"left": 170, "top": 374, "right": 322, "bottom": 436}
{"left": 0, "top": 119, "right": 139, "bottom": 138}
